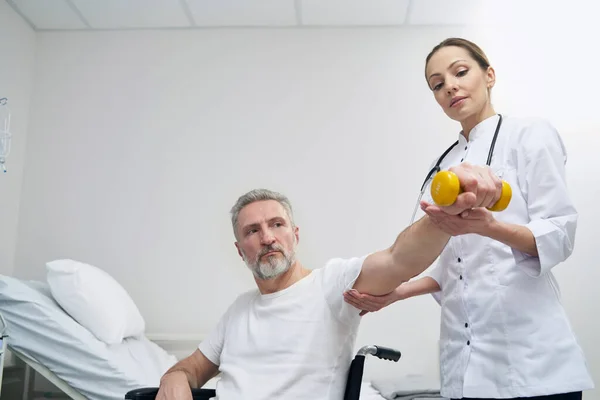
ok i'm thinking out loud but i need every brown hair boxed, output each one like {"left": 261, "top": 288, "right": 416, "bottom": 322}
{"left": 425, "top": 38, "right": 491, "bottom": 82}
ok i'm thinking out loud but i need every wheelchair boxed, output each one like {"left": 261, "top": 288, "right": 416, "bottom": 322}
{"left": 125, "top": 344, "right": 401, "bottom": 400}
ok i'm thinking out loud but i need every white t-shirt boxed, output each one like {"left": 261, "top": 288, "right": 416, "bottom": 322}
{"left": 198, "top": 256, "right": 366, "bottom": 400}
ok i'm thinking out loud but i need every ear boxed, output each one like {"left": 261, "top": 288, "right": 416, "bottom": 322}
{"left": 293, "top": 225, "right": 300, "bottom": 245}
{"left": 235, "top": 242, "right": 243, "bottom": 259}
{"left": 486, "top": 66, "right": 496, "bottom": 89}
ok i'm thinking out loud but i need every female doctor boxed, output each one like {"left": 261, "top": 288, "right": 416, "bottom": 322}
{"left": 344, "top": 38, "right": 594, "bottom": 400}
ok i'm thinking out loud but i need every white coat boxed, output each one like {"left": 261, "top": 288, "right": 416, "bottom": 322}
{"left": 425, "top": 114, "right": 594, "bottom": 399}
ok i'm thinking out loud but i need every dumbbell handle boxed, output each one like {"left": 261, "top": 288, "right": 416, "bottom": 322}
{"left": 430, "top": 171, "right": 512, "bottom": 211}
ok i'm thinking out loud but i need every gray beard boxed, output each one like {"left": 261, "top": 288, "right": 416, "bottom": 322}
{"left": 243, "top": 243, "right": 296, "bottom": 280}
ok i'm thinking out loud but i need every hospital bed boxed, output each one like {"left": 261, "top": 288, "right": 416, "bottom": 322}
{"left": 0, "top": 274, "right": 398, "bottom": 400}
{"left": 0, "top": 274, "right": 178, "bottom": 400}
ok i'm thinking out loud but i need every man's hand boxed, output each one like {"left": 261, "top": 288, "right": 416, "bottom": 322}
{"left": 430, "top": 163, "right": 503, "bottom": 216}
{"left": 156, "top": 371, "right": 193, "bottom": 400}
{"left": 155, "top": 350, "right": 218, "bottom": 400}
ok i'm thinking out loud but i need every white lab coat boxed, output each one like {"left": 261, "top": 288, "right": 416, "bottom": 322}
{"left": 425, "top": 114, "right": 594, "bottom": 399}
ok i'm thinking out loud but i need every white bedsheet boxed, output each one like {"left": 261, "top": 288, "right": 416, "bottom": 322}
{"left": 0, "top": 274, "right": 177, "bottom": 400}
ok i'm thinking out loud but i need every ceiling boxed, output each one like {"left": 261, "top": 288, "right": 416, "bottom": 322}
{"left": 5, "top": 0, "right": 491, "bottom": 31}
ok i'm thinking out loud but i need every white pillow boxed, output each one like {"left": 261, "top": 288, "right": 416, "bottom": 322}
{"left": 46, "top": 259, "right": 145, "bottom": 344}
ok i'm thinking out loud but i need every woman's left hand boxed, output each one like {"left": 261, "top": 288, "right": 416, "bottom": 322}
{"left": 343, "top": 289, "right": 400, "bottom": 316}
{"left": 420, "top": 200, "right": 495, "bottom": 236}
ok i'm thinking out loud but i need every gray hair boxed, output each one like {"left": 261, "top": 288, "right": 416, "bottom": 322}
{"left": 230, "top": 188, "right": 295, "bottom": 238}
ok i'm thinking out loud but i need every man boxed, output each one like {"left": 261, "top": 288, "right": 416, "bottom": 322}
{"left": 157, "top": 163, "right": 502, "bottom": 400}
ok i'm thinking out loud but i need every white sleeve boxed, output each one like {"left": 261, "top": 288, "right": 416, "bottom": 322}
{"left": 513, "top": 119, "right": 578, "bottom": 277}
{"left": 425, "top": 263, "right": 443, "bottom": 306}
{"left": 425, "top": 262, "right": 443, "bottom": 287}
{"left": 197, "top": 307, "right": 230, "bottom": 366}
{"left": 321, "top": 256, "right": 368, "bottom": 325}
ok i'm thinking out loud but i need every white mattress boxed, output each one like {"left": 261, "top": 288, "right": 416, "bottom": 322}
{"left": 0, "top": 274, "right": 177, "bottom": 400}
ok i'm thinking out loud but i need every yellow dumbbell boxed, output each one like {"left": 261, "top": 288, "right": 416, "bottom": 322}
{"left": 430, "top": 171, "right": 512, "bottom": 212}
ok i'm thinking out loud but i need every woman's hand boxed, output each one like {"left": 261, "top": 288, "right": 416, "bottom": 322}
{"left": 420, "top": 201, "right": 496, "bottom": 236}
{"left": 343, "top": 288, "right": 401, "bottom": 316}
{"left": 344, "top": 278, "right": 442, "bottom": 316}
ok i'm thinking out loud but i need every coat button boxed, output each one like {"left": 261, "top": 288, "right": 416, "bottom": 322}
{"left": 467, "top": 340, "right": 470, "bottom": 345}
{"left": 465, "top": 323, "right": 468, "bottom": 328}
{"left": 459, "top": 275, "right": 463, "bottom": 280}
{"left": 458, "top": 257, "right": 461, "bottom": 262}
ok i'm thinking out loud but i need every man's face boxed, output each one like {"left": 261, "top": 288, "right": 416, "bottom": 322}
{"left": 235, "top": 200, "right": 299, "bottom": 280}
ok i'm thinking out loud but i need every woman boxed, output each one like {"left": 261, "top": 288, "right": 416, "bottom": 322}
{"left": 344, "top": 38, "right": 594, "bottom": 400}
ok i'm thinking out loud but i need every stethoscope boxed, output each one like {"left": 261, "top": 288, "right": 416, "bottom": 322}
{"left": 409, "top": 114, "right": 503, "bottom": 225}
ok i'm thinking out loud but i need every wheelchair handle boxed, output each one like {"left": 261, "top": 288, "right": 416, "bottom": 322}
{"left": 357, "top": 345, "right": 401, "bottom": 362}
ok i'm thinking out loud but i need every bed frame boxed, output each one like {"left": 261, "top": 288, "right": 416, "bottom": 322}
{"left": 0, "top": 316, "right": 7, "bottom": 398}
{"left": 9, "top": 346, "right": 85, "bottom": 400}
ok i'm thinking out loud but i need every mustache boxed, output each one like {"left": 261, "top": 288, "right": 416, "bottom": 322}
{"left": 258, "top": 244, "right": 285, "bottom": 258}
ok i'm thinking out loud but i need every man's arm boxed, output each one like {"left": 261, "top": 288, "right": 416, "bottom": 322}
{"left": 162, "top": 349, "right": 218, "bottom": 388}
{"left": 353, "top": 216, "right": 449, "bottom": 295}
{"left": 353, "top": 163, "right": 502, "bottom": 296}
{"left": 156, "top": 350, "right": 219, "bottom": 399}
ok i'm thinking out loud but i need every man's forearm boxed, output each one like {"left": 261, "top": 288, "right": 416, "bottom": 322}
{"left": 354, "top": 163, "right": 501, "bottom": 296}
{"left": 355, "top": 216, "right": 450, "bottom": 296}
{"left": 162, "top": 360, "right": 200, "bottom": 388}
{"left": 390, "top": 216, "right": 451, "bottom": 279}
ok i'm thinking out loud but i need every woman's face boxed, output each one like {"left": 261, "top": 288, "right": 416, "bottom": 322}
{"left": 425, "top": 45, "right": 495, "bottom": 123}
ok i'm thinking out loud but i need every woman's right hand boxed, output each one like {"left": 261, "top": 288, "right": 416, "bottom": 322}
{"left": 343, "top": 287, "right": 403, "bottom": 316}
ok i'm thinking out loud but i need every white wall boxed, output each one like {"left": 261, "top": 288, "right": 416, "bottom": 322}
{"left": 13, "top": 7, "right": 600, "bottom": 396}
{"left": 0, "top": 0, "right": 36, "bottom": 276}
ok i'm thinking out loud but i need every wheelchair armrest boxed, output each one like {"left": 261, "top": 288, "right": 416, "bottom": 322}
{"left": 125, "top": 387, "right": 216, "bottom": 399}
{"left": 356, "top": 344, "right": 401, "bottom": 362}
{"left": 125, "top": 387, "right": 159, "bottom": 399}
